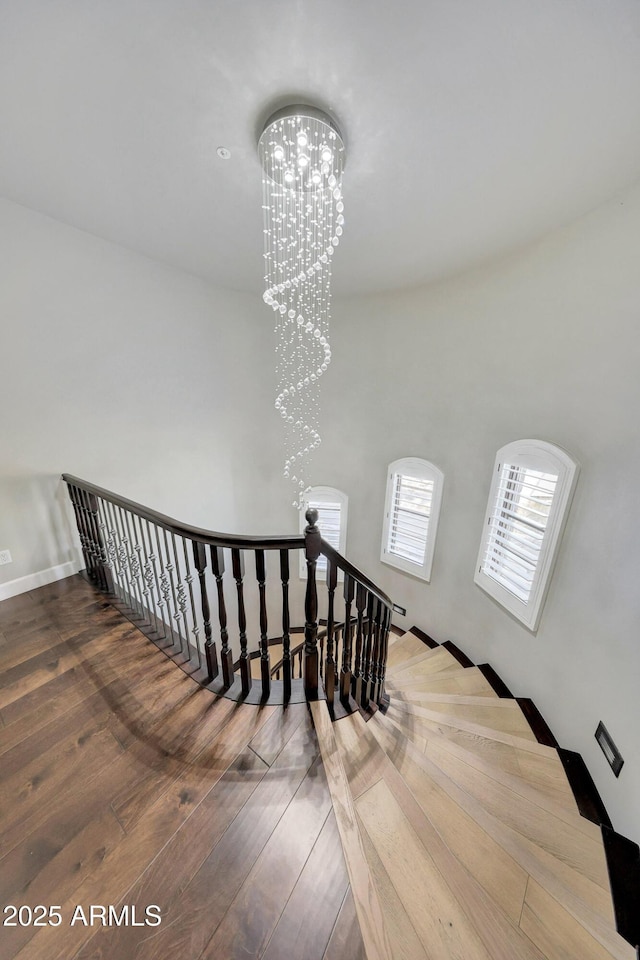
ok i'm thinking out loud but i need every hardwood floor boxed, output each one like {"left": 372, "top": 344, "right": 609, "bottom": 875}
{"left": 0, "top": 576, "right": 364, "bottom": 960}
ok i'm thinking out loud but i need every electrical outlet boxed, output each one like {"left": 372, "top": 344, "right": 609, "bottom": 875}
{"left": 0, "top": 549, "right": 12, "bottom": 565}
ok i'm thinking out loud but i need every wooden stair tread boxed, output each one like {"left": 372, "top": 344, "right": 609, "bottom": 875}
{"left": 310, "top": 701, "right": 392, "bottom": 960}
{"left": 386, "top": 632, "right": 435, "bottom": 669}
{"left": 423, "top": 737, "right": 604, "bottom": 851}
{"left": 387, "top": 701, "right": 550, "bottom": 752}
{"left": 363, "top": 714, "right": 531, "bottom": 924}
{"left": 340, "top": 712, "right": 554, "bottom": 960}
{"left": 383, "top": 708, "right": 576, "bottom": 807}
{"left": 521, "top": 877, "right": 636, "bottom": 960}
{"left": 386, "top": 646, "right": 461, "bottom": 681}
{"left": 391, "top": 694, "right": 539, "bottom": 738}
{"left": 372, "top": 713, "right": 632, "bottom": 960}
{"left": 380, "top": 703, "right": 581, "bottom": 818}
{"left": 359, "top": 827, "right": 430, "bottom": 960}
{"left": 386, "top": 665, "right": 499, "bottom": 697}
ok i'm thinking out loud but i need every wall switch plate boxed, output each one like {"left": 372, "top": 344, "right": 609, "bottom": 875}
{"left": 0, "top": 549, "right": 12, "bottom": 565}
{"left": 595, "top": 721, "right": 624, "bottom": 777}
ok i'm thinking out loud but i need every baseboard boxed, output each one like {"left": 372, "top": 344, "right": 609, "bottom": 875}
{"left": 0, "top": 560, "right": 81, "bottom": 602}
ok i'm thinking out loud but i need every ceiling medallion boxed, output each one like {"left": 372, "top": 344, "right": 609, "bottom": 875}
{"left": 259, "top": 104, "right": 346, "bottom": 509}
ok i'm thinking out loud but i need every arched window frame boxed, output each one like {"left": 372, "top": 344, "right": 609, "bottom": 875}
{"left": 380, "top": 457, "right": 444, "bottom": 582}
{"left": 299, "top": 486, "right": 348, "bottom": 581}
{"left": 474, "top": 439, "right": 579, "bottom": 632}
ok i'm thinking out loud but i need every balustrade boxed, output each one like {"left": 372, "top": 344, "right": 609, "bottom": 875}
{"left": 63, "top": 475, "right": 393, "bottom": 713}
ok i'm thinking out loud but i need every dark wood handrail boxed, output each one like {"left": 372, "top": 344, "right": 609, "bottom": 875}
{"left": 62, "top": 474, "right": 304, "bottom": 551}
{"left": 320, "top": 540, "right": 393, "bottom": 609}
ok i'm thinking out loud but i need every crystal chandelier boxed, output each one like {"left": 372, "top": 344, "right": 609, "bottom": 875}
{"left": 259, "top": 105, "right": 346, "bottom": 509}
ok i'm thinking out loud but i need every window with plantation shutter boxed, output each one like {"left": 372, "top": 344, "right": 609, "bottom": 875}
{"left": 381, "top": 458, "right": 444, "bottom": 581}
{"left": 299, "top": 486, "right": 348, "bottom": 580}
{"left": 475, "top": 440, "right": 578, "bottom": 631}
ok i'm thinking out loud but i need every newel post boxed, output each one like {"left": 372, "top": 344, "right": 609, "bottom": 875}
{"left": 303, "top": 507, "right": 321, "bottom": 701}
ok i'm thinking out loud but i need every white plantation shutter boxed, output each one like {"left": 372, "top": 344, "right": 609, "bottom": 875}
{"left": 475, "top": 440, "right": 578, "bottom": 631}
{"left": 381, "top": 458, "right": 444, "bottom": 581}
{"left": 482, "top": 464, "right": 557, "bottom": 604}
{"left": 388, "top": 473, "right": 433, "bottom": 565}
{"left": 299, "top": 486, "right": 348, "bottom": 580}
{"left": 315, "top": 499, "right": 342, "bottom": 575}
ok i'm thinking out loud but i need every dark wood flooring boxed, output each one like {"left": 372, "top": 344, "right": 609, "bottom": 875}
{"left": 0, "top": 576, "right": 366, "bottom": 960}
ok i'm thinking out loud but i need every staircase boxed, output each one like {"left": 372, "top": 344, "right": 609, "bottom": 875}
{"left": 313, "top": 628, "right": 639, "bottom": 960}
{"left": 61, "top": 474, "right": 640, "bottom": 959}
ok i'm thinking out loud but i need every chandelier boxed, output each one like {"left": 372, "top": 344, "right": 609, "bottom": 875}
{"left": 259, "top": 105, "right": 346, "bottom": 509}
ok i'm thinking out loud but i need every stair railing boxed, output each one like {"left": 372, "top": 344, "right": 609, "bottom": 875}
{"left": 62, "top": 476, "right": 393, "bottom": 711}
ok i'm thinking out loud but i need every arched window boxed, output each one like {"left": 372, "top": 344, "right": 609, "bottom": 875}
{"left": 380, "top": 458, "right": 444, "bottom": 582}
{"left": 475, "top": 439, "right": 578, "bottom": 631}
{"left": 299, "top": 486, "right": 348, "bottom": 580}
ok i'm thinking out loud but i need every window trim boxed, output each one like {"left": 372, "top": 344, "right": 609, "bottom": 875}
{"left": 380, "top": 457, "right": 444, "bottom": 582}
{"left": 474, "top": 439, "right": 578, "bottom": 632}
{"left": 299, "top": 485, "right": 348, "bottom": 581}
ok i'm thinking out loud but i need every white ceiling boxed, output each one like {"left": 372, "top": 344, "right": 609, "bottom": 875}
{"left": 1, "top": 0, "right": 640, "bottom": 297}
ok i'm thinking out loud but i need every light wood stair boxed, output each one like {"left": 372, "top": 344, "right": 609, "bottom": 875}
{"left": 312, "top": 629, "right": 639, "bottom": 960}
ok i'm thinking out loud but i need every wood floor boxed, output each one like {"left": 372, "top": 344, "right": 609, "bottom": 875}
{"left": 0, "top": 576, "right": 365, "bottom": 960}
{"left": 2, "top": 577, "right": 635, "bottom": 960}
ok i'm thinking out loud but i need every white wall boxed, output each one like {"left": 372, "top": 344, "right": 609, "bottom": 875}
{"left": 316, "top": 182, "right": 640, "bottom": 842}
{"left": 0, "top": 197, "right": 280, "bottom": 591}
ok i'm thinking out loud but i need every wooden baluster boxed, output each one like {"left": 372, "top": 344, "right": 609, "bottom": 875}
{"left": 340, "top": 574, "right": 354, "bottom": 702}
{"left": 90, "top": 494, "right": 113, "bottom": 593}
{"left": 232, "top": 548, "right": 251, "bottom": 695}
{"left": 211, "top": 546, "right": 233, "bottom": 688}
{"left": 324, "top": 557, "right": 337, "bottom": 710}
{"left": 369, "top": 598, "right": 383, "bottom": 704}
{"left": 303, "top": 508, "right": 321, "bottom": 701}
{"left": 361, "top": 593, "right": 375, "bottom": 708}
{"left": 255, "top": 549, "right": 270, "bottom": 700}
{"left": 280, "top": 550, "right": 291, "bottom": 703}
{"left": 193, "top": 542, "right": 218, "bottom": 681}
{"left": 181, "top": 538, "right": 202, "bottom": 669}
{"left": 66, "top": 484, "right": 92, "bottom": 579}
{"left": 160, "top": 527, "right": 183, "bottom": 651}
{"left": 352, "top": 583, "right": 367, "bottom": 705}
{"left": 379, "top": 606, "right": 391, "bottom": 707}
{"left": 80, "top": 488, "right": 100, "bottom": 585}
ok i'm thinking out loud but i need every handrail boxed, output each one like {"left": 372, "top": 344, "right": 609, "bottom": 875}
{"left": 320, "top": 540, "right": 392, "bottom": 609}
{"left": 61, "top": 474, "right": 304, "bottom": 551}
{"left": 62, "top": 475, "right": 393, "bottom": 714}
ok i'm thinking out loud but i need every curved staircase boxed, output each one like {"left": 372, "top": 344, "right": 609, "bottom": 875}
{"left": 313, "top": 628, "right": 639, "bottom": 960}
{"left": 16, "top": 475, "right": 640, "bottom": 960}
